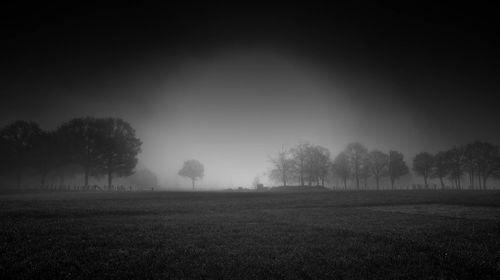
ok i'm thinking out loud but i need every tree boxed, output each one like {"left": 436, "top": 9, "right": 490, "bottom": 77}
{"left": 388, "top": 150, "right": 409, "bottom": 189}
{"left": 332, "top": 151, "right": 350, "bottom": 190}
{"left": 94, "top": 118, "right": 142, "bottom": 189}
{"left": 446, "top": 147, "right": 465, "bottom": 189}
{"left": 463, "top": 142, "right": 480, "bottom": 189}
{"left": 472, "top": 141, "right": 500, "bottom": 189}
{"left": 269, "top": 148, "right": 294, "bottom": 187}
{"left": 290, "top": 142, "right": 311, "bottom": 186}
{"left": 432, "top": 151, "right": 449, "bottom": 189}
{"left": 359, "top": 156, "right": 371, "bottom": 189}
{"left": 178, "top": 159, "right": 204, "bottom": 190}
{"left": 57, "top": 117, "right": 102, "bottom": 187}
{"left": 303, "top": 145, "right": 330, "bottom": 187}
{"left": 31, "top": 130, "right": 62, "bottom": 189}
{"left": 369, "top": 150, "right": 389, "bottom": 190}
{"left": 412, "top": 152, "right": 434, "bottom": 189}
{"left": 344, "top": 142, "right": 368, "bottom": 190}
{"left": 0, "top": 121, "right": 43, "bottom": 188}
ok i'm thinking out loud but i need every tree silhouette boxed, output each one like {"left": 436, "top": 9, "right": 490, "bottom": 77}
{"left": 178, "top": 159, "right": 204, "bottom": 190}
{"left": 369, "top": 150, "right": 388, "bottom": 190}
{"left": 471, "top": 141, "right": 500, "bottom": 189}
{"left": 446, "top": 147, "right": 465, "bottom": 189}
{"left": 388, "top": 150, "right": 409, "bottom": 189}
{"left": 303, "top": 145, "right": 330, "bottom": 187}
{"left": 57, "top": 117, "right": 102, "bottom": 188}
{"left": 269, "top": 149, "right": 294, "bottom": 187}
{"left": 344, "top": 142, "right": 368, "bottom": 190}
{"left": 413, "top": 152, "right": 434, "bottom": 189}
{"left": 290, "top": 142, "right": 311, "bottom": 186}
{"left": 332, "top": 151, "right": 350, "bottom": 190}
{"left": 94, "top": 118, "right": 142, "bottom": 189}
{"left": 432, "top": 151, "right": 449, "bottom": 189}
{"left": 0, "top": 121, "right": 43, "bottom": 188}
{"left": 31, "top": 130, "right": 61, "bottom": 188}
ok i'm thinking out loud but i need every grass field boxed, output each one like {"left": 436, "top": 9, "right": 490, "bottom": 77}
{"left": 1, "top": 190, "right": 499, "bottom": 279}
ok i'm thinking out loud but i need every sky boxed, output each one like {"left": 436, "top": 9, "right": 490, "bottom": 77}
{"left": 1, "top": 3, "right": 499, "bottom": 188}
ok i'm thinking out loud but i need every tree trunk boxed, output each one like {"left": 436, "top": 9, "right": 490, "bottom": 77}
{"left": 375, "top": 176, "right": 380, "bottom": 190}
{"left": 483, "top": 176, "right": 488, "bottom": 190}
{"left": 391, "top": 177, "right": 395, "bottom": 189}
{"left": 343, "top": 177, "right": 347, "bottom": 190}
{"left": 192, "top": 178, "right": 195, "bottom": 190}
{"left": 424, "top": 176, "right": 428, "bottom": 189}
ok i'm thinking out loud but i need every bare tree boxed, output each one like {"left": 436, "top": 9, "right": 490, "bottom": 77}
{"left": 412, "top": 152, "right": 434, "bottom": 189}
{"left": 269, "top": 149, "right": 294, "bottom": 187}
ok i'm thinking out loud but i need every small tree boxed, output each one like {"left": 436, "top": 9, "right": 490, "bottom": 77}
{"left": 178, "top": 159, "right": 204, "bottom": 190}
{"left": 412, "top": 152, "right": 434, "bottom": 189}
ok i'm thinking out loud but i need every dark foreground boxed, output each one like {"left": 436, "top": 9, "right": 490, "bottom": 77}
{"left": 1, "top": 190, "right": 499, "bottom": 279}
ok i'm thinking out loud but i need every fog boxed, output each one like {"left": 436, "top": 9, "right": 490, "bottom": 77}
{"left": 1, "top": 3, "right": 499, "bottom": 189}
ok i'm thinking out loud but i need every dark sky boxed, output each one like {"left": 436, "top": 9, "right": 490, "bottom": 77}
{"left": 1, "top": 3, "right": 499, "bottom": 187}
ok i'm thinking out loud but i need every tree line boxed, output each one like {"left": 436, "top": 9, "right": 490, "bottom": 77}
{"left": 269, "top": 141, "right": 500, "bottom": 190}
{"left": 413, "top": 141, "right": 500, "bottom": 190}
{"left": 0, "top": 117, "right": 142, "bottom": 189}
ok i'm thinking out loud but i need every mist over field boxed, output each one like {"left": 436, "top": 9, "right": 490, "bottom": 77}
{"left": 1, "top": 3, "right": 500, "bottom": 279}
{"left": 2, "top": 3, "right": 499, "bottom": 190}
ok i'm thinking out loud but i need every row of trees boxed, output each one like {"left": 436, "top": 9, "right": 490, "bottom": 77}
{"left": 412, "top": 141, "right": 500, "bottom": 189}
{"left": 269, "top": 142, "right": 410, "bottom": 190}
{"left": 270, "top": 141, "right": 500, "bottom": 190}
{"left": 0, "top": 118, "right": 142, "bottom": 189}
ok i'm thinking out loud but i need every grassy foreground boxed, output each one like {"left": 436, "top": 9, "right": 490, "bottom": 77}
{"left": 0, "top": 190, "right": 499, "bottom": 279}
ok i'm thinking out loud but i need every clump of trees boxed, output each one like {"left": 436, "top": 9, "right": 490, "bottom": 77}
{"left": 269, "top": 142, "right": 410, "bottom": 190}
{"left": 0, "top": 117, "right": 142, "bottom": 189}
{"left": 413, "top": 141, "right": 500, "bottom": 190}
